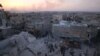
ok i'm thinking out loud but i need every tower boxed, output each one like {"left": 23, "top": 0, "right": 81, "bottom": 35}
{"left": 0, "top": 4, "right": 11, "bottom": 39}
{"left": 0, "top": 4, "right": 10, "bottom": 28}
{"left": 0, "top": 4, "right": 3, "bottom": 26}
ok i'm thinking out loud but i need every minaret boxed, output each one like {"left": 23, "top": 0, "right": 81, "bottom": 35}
{"left": 0, "top": 4, "right": 3, "bottom": 26}
{"left": 0, "top": 4, "right": 11, "bottom": 39}
{"left": 0, "top": 4, "right": 9, "bottom": 28}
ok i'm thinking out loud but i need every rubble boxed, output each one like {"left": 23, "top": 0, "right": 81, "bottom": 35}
{"left": 0, "top": 6, "right": 100, "bottom": 56}
{"left": 0, "top": 30, "right": 98, "bottom": 56}
{"left": 0, "top": 32, "right": 36, "bottom": 56}
{"left": 9, "top": 47, "right": 18, "bottom": 56}
{"left": 11, "top": 32, "right": 36, "bottom": 51}
{"left": 20, "top": 50, "right": 35, "bottom": 56}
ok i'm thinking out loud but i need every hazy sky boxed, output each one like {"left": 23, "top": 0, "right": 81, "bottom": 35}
{"left": 0, "top": 0, "right": 100, "bottom": 12}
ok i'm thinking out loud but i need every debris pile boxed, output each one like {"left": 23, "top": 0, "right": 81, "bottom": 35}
{"left": 0, "top": 32, "right": 96, "bottom": 56}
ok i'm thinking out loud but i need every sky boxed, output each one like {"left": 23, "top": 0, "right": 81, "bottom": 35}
{"left": 0, "top": 0, "right": 100, "bottom": 12}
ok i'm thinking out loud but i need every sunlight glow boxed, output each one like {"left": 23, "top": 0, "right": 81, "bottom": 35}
{"left": 0, "top": 0, "right": 100, "bottom": 12}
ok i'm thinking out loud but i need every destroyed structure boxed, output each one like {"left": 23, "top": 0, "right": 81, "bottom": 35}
{"left": 0, "top": 4, "right": 100, "bottom": 56}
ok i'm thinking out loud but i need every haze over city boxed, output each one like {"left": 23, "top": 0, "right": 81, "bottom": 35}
{"left": 0, "top": 0, "right": 100, "bottom": 12}
{"left": 0, "top": 0, "right": 100, "bottom": 56}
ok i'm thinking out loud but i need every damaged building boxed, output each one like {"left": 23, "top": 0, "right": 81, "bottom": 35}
{"left": 0, "top": 4, "right": 100, "bottom": 56}
{"left": 52, "top": 20, "right": 98, "bottom": 40}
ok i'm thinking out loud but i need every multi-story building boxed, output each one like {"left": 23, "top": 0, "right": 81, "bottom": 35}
{"left": 52, "top": 20, "right": 97, "bottom": 40}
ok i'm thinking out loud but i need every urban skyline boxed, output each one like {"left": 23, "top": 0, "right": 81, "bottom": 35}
{"left": 0, "top": 0, "right": 100, "bottom": 12}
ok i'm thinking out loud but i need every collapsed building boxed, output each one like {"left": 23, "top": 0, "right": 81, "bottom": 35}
{"left": 0, "top": 31, "right": 96, "bottom": 56}
{"left": 0, "top": 4, "right": 99, "bottom": 56}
